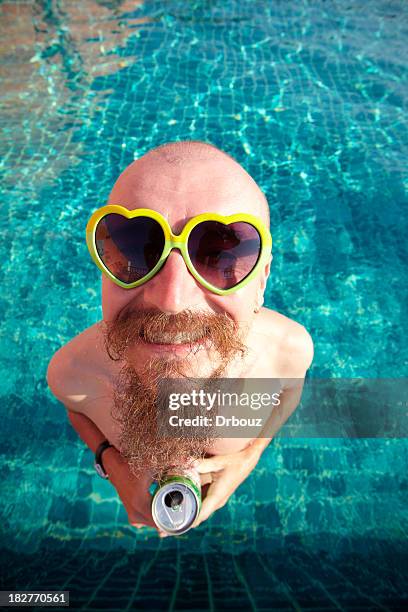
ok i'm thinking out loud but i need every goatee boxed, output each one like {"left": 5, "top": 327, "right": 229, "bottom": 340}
{"left": 102, "top": 308, "right": 248, "bottom": 479}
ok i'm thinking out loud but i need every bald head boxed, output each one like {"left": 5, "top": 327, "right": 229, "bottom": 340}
{"left": 151, "top": 140, "right": 240, "bottom": 166}
{"left": 151, "top": 140, "right": 223, "bottom": 164}
{"left": 109, "top": 140, "right": 270, "bottom": 226}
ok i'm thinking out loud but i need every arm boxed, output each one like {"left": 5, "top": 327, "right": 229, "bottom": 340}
{"left": 192, "top": 383, "right": 305, "bottom": 527}
{"left": 66, "top": 410, "right": 157, "bottom": 529}
{"left": 193, "top": 327, "right": 314, "bottom": 528}
{"left": 47, "top": 356, "right": 160, "bottom": 532}
{"left": 67, "top": 409, "right": 108, "bottom": 454}
{"left": 246, "top": 381, "right": 305, "bottom": 461}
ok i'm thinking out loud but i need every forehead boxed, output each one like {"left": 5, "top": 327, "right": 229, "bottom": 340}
{"left": 108, "top": 157, "right": 265, "bottom": 232}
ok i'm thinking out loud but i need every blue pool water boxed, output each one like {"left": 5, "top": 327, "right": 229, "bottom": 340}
{"left": 1, "top": 0, "right": 407, "bottom": 609}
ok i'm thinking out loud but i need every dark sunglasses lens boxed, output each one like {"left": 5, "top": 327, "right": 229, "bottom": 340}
{"left": 95, "top": 214, "right": 165, "bottom": 284}
{"left": 188, "top": 221, "right": 261, "bottom": 290}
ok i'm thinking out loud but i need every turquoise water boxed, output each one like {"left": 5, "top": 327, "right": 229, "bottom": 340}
{"left": 1, "top": 0, "right": 407, "bottom": 609}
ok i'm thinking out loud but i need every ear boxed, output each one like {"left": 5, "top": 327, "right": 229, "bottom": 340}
{"left": 259, "top": 254, "right": 273, "bottom": 295}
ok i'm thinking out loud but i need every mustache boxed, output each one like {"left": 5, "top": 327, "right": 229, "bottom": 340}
{"left": 103, "top": 307, "right": 247, "bottom": 362}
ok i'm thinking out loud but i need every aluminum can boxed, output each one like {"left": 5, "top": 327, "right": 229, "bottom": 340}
{"left": 151, "top": 468, "right": 201, "bottom": 535}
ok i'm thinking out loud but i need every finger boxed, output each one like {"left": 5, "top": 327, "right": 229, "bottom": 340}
{"left": 128, "top": 512, "right": 156, "bottom": 528}
{"left": 193, "top": 457, "right": 225, "bottom": 474}
{"left": 128, "top": 511, "right": 156, "bottom": 529}
{"left": 197, "top": 497, "right": 222, "bottom": 524}
{"left": 132, "top": 521, "right": 167, "bottom": 537}
{"left": 140, "top": 513, "right": 155, "bottom": 528}
{"left": 199, "top": 472, "right": 213, "bottom": 487}
{"left": 194, "top": 481, "right": 226, "bottom": 527}
{"left": 201, "top": 483, "right": 211, "bottom": 500}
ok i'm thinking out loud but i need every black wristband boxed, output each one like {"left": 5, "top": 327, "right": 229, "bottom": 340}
{"left": 94, "top": 440, "right": 113, "bottom": 479}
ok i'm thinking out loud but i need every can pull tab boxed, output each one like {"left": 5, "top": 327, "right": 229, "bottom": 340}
{"left": 165, "top": 490, "right": 184, "bottom": 512}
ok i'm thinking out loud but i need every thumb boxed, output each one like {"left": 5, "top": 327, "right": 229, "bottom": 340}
{"left": 193, "top": 456, "right": 224, "bottom": 474}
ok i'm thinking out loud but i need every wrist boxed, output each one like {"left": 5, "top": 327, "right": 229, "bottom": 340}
{"left": 246, "top": 439, "right": 265, "bottom": 464}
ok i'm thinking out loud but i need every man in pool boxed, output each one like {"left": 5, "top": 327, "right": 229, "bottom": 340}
{"left": 47, "top": 140, "right": 313, "bottom": 536}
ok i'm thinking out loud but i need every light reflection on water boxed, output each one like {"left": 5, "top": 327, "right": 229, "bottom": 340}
{"left": 0, "top": 4, "right": 407, "bottom": 605}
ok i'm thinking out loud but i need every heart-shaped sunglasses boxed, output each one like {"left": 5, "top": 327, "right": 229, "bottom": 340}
{"left": 86, "top": 205, "right": 273, "bottom": 295}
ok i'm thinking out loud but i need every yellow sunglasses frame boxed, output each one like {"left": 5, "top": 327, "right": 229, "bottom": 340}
{"left": 86, "top": 204, "right": 272, "bottom": 296}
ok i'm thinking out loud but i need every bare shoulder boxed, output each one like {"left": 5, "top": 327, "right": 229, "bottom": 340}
{"left": 258, "top": 307, "right": 314, "bottom": 376}
{"left": 47, "top": 322, "right": 102, "bottom": 371}
{"left": 46, "top": 321, "right": 112, "bottom": 411}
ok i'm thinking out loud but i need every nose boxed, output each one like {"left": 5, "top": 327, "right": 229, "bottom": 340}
{"left": 142, "top": 249, "right": 203, "bottom": 314}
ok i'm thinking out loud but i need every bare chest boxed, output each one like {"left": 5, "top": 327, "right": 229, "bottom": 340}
{"left": 67, "top": 322, "right": 281, "bottom": 453}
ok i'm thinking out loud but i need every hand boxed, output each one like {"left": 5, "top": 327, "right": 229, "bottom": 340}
{"left": 192, "top": 445, "right": 260, "bottom": 528}
{"left": 103, "top": 448, "right": 168, "bottom": 538}
{"left": 65, "top": 410, "right": 168, "bottom": 536}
